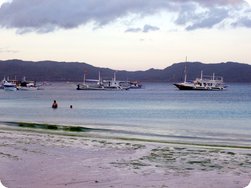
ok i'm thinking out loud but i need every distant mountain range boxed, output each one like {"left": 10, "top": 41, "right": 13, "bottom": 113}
{"left": 0, "top": 59, "right": 251, "bottom": 82}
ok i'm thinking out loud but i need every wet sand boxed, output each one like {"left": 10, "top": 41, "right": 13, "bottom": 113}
{"left": 0, "top": 128, "right": 251, "bottom": 188}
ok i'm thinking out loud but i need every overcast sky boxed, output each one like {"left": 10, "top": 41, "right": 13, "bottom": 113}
{"left": 0, "top": 0, "right": 251, "bottom": 70}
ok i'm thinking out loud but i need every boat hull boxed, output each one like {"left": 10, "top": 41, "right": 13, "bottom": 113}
{"left": 77, "top": 84, "right": 130, "bottom": 91}
{"left": 77, "top": 84, "right": 105, "bottom": 90}
{"left": 3, "top": 82, "right": 17, "bottom": 91}
{"left": 17, "top": 87, "right": 39, "bottom": 91}
{"left": 174, "top": 83, "right": 195, "bottom": 90}
{"left": 174, "top": 83, "right": 224, "bottom": 91}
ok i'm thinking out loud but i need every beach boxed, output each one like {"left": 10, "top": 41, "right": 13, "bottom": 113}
{"left": 0, "top": 126, "right": 250, "bottom": 188}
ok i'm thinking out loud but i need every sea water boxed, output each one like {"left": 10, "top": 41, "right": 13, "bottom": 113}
{"left": 0, "top": 82, "right": 251, "bottom": 147}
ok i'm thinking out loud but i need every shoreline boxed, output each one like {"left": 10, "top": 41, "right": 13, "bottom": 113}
{"left": 2, "top": 121, "right": 251, "bottom": 150}
{"left": 0, "top": 125, "right": 251, "bottom": 188}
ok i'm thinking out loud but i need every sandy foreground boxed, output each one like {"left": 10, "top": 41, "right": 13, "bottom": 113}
{"left": 0, "top": 127, "right": 251, "bottom": 188}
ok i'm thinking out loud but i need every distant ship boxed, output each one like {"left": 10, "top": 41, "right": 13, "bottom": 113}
{"left": 1, "top": 77, "right": 17, "bottom": 91}
{"left": 77, "top": 72, "right": 105, "bottom": 90}
{"left": 1, "top": 76, "right": 41, "bottom": 91}
{"left": 174, "top": 70, "right": 225, "bottom": 91}
{"left": 17, "top": 77, "right": 39, "bottom": 91}
{"left": 77, "top": 72, "right": 130, "bottom": 91}
{"left": 129, "top": 81, "right": 142, "bottom": 89}
{"left": 3, "top": 81, "right": 17, "bottom": 91}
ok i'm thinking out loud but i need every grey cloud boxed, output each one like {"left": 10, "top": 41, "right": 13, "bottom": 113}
{"left": 174, "top": 0, "right": 243, "bottom": 7}
{"left": 175, "top": 1, "right": 250, "bottom": 30}
{"left": 185, "top": 7, "right": 230, "bottom": 30}
{"left": 125, "top": 24, "right": 159, "bottom": 33}
{"left": 232, "top": 17, "right": 251, "bottom": 27}
{"left": 125, "top": 28, "right": 141, "bottom": 33}
{"left": 0, "top": 0, "right": 250, "bottom": 33}
{"left": 0, "top": 0, "right": 173, "bottom": 33}
{"left": 231, "top": 8, "right": 251, "bottom": 27}
{"left": 143, "top": 24, "right": 159, "bottom": 32}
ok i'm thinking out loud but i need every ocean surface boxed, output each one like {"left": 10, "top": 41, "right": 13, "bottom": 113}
{"left": 0, "top": 82, "right": 251, "bottom": 147}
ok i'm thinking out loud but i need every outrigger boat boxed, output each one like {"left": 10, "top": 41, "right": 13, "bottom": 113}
{"left": 174, "top": 70, "right": 225, "bottom": 91}
{"left": 77, "top": 72, "right": 130, "bottom": 91}
{"left": 102, "top": 72, "right": 130, "bottom": 90}
{"left": 77, "top": 72, "right": 105, "bottom": 90}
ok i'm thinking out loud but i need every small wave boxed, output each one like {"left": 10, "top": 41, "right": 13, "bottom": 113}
{"left": 1, "top": 121, "right": 251, "bottom": 150}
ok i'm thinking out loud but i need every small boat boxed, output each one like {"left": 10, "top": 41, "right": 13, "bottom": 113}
{"left": 3, "top": 81, "right": 17, "bottom": 91}
{"left": 129, "top": 81, "right": 142, "bottom": 89}
{"left": 17, "top": 77, "right": 39, "bottom": 91}
{"left": 1, "top": 77, "right": 18, "bottom": 91}
{"left": 18, "top": 82, "right": 39, "bottom": 91}
{"left": 174, "top": 70, "right": 225, "bottom": 91}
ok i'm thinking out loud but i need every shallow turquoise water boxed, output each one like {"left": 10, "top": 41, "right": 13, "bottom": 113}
{"left": 0, "top": 82, "right": 251, "bottom": 146}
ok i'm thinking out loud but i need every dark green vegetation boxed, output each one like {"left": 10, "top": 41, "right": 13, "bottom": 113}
{"left": 1, "top": 59, "right": 251, "bottom": 82}
{"left": 13, "top": 122, "right": 92, "bottom": 132}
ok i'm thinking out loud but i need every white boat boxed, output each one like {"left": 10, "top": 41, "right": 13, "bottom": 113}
{"left": 129, "top": 81, "right": 142, "bottom": 89}
{"left": 102, "top": 72, "right": 130, "bottom": 90}
{"left": 77, "top": 72, "right": 130, "bottom": 91}
{"left": 3, "top": 81, "right": 17, "bottom": 91}
{"left": 174, "top": 70, "right": 225, "bottom": 91}
{"left": 77, "top": 72, "right": 105, "bottom": 90}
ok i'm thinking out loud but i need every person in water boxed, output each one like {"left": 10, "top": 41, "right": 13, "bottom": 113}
{"left": 52, "top": 100, "right": 58, "bottom": 109}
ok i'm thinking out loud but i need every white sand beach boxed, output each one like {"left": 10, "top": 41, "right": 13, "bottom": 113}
{"left": 0, "top": 127, "right": 250, "bottom": 188}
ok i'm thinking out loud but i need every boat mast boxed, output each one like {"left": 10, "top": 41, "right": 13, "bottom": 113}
{"left": 113, "top": 71, "right": 117, "bottom": 82}
{"left": 184, "top": 56, "right": 187, "bottom": 83}
{"left": 83, "top": 73, "right": 86, "bottom": 84}
{"left": 98, "top": 71, "right": 102, "bottom": 85}
{"left": 201, "top": 70, "right": 203, "bottom": 80}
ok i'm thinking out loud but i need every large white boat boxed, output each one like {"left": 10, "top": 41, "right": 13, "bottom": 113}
{"left": 174, "top": 71, "right": 225, "bottom": 91}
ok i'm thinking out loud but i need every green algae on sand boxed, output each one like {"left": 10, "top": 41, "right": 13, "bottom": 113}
{"left": 8, "top": 122, "right": 92, "bottom": 133}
